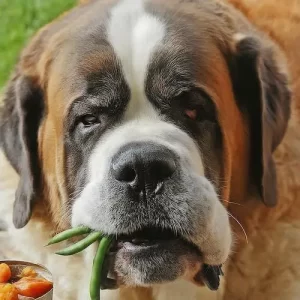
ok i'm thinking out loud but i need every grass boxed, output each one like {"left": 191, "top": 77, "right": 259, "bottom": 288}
{"left": 0, "top": 0, "right": 77, "bottom": 88}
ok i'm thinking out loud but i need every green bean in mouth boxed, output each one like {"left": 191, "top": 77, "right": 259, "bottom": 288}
{"left": 56, "top": 232, "right": 103, "bottom": 256}
{"left": 47, "top": 227, "right": 114, "bottom": 300}
{"left": 90, "top": 236, "right": 113, "bottom": 300}
{"left": 47, "top": 226, "right": 91, "bottom": 245}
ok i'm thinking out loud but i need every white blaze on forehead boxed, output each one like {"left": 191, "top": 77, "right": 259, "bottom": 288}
{"left": 107, "top": 0, "right": 165, "bottom": 117}
{"left": 132, "top": 15, "right": 165, "bottom": 88}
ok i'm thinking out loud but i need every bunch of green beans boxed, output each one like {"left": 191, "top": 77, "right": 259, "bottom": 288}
{"left": 47, "top": 226, "right": 112, "bottom": 300}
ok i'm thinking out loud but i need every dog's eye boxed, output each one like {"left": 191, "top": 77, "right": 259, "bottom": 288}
{"left": 80, "top": 114, "right": 99, "bottom": 127}
{"left": 184, "top": 108, "right": 198, "bottom": 120}
{"left": 176, "top": 90, "right": 215, "bottom": 122}
{"left": 184, "top": 104, "right": 208, "bottom": 121}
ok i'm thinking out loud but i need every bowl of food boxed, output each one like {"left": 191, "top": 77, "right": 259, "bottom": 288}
{"left": 0, "top": 260, "right": 53, "bottom": 300}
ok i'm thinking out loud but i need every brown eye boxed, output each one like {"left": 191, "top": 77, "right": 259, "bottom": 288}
{"left": 80, "top": 114, "right": 99, "bottom": 127}
{"left": 175, "top": 91, "right": 200, "bottom": 120}
{"left": 175, "top": 88, "right": 217, "bottom": 122}
{"left": 184, "top": 109, "right": 197, "bottom": 120}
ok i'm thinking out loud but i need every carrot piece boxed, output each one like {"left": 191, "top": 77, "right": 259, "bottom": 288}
{"left": 19, "top": 266, "right": 37, "bottom": 278}
{"left": 0, "top": 283, "right": 19, "bottom": 300}
{"left": 0, "top": 263, "right": 12, "bottom": 283}
{"left": 13, "top": 277, "right": 53, "bottom": 298}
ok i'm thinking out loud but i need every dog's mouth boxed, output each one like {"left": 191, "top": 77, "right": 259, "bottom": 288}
{"left": 112, "top": 227, "right": 189, "bottom": 249}
{"left": 101, "top": 227, "right": 223, "bottom": 291}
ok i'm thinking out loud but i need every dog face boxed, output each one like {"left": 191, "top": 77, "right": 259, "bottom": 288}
{"left": 0, "top": 0, "right": 290, "bottom": 289}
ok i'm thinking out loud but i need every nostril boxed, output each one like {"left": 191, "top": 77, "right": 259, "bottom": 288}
{"left": 114, "top": 165, "right": 136, "bottom": 183}
{"left": 151, "top": 159, "right": 176, "bottom": 182}
{"left": 122, "top": 166, "right": 136, "bottom": 182}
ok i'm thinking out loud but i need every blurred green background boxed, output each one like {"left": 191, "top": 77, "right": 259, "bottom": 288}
{"left": 0, "top": 0, "right": 77, "bottom": 88}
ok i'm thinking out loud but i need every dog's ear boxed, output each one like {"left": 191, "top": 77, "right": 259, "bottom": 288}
{"left": 0, "top": 71, "right": 44, "bottom": 228}
{"left": 232, "top": 36, "right": 291, "bottom": 207}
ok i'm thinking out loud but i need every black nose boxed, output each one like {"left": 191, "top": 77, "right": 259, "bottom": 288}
{"left": 111, "top": 142, "right": 177, "bottom": 195}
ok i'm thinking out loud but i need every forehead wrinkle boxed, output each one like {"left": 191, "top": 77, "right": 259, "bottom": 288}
{"left": 77, "top": 49, "right": 117, "bottom": 76}
{"left": 49, "top": 45, "right": 119, "bottom": 109}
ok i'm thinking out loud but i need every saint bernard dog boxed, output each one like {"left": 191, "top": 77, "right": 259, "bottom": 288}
{"left": 1, "top": 0, "right": 300, "bottom": 299}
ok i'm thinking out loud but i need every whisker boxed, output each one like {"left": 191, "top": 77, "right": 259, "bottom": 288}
{"left": 68, "top": 184, "right": 86, "bottom": 201}
{"left": 228, "top": 212, "right": 248, "bottom": 244}
{"left": 222, "top": 200, "right": 244, "bottom": 207}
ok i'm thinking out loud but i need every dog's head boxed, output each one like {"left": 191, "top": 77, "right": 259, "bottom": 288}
{"left": 0, "top": 0, "right": 291, "bottom": 289}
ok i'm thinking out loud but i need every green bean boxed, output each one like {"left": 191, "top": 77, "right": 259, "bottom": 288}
{"left": 56, "top": 232, "right": 103, "bottom": 256}
{"left": 47, "top": 226, "right": 91, "bottom": 245}
{"left": 90, "top": 236, "right": 113, "bottom": 300}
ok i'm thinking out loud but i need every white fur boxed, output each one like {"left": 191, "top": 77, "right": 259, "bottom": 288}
{"left": 107, "top": 0, "right": 166, "bottom": 121}
{"left": 233, "top": 32, "right": 247, "bottom": 42}
{"left": 107, "top": 0, "right": 165, "bottom": 90}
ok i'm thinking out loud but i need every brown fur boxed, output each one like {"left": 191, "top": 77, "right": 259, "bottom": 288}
{"left": 204, "top": 51, "right": 250, "bottom": 205}
{"left": 221, "top": 0, "right": 300, "bottom": 299}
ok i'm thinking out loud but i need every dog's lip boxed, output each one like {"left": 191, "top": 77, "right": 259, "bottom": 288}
{"left": 101, "top": 227, "right": 223, "bottom": 291}
{"left": 112, "top": 227, "right": 182, "bottom": 246}
{"left": 108, "top": 227, "right": 202, "bottom": 257}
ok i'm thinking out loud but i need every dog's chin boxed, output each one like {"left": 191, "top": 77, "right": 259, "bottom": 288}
{"left": 114, "top": 239, "right": 202, "bottom": 285}
{"left": 101, "top": 228, "right": 224, "bottom": 291}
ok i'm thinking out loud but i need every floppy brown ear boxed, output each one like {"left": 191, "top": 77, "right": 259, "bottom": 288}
{"left": 0, "top": 71, "right": 44, "bottom": 228}
{"left": 232, "top": 36, "right": 291, "bottom": 206}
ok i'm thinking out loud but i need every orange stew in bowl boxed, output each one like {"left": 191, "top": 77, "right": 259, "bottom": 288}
{"left": 0, "top": 263, "right": 53, "bottom": 299}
